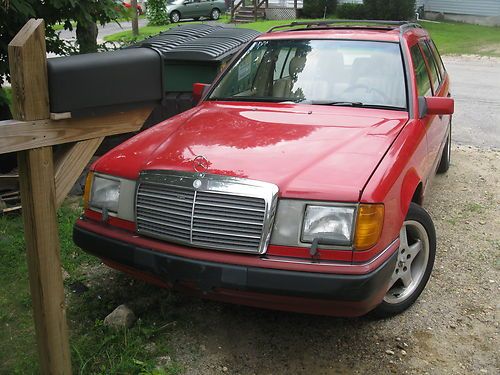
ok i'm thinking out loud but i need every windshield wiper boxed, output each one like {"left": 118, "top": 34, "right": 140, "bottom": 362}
{"left": 297, "top": 100, "right": 405, "bottom": 111}
{"left": 288, "top": 99, "right": 364, "bottom": 106}
{"left": 328, "top": 101, "right": 365, "bottom": 107}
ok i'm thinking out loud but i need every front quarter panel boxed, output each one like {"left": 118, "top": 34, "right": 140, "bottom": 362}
{"left": 357, "top": 118, "right": 427, "bottom": 262}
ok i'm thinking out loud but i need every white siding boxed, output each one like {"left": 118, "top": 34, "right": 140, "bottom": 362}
{"left": 264, "top": 0, "right": 500, "bottom": 16}
{"left": 423, "top": 0, "right": 500, "bottom": 17}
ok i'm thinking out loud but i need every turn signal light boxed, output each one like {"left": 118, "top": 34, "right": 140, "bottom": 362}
{"left": 82, "top": 171, "right": 94, "bottom": 210}
{"left": 354, "top": 204, "right": 384, "bottom": 251}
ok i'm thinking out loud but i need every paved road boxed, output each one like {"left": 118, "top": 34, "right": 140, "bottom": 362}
{"left": 443, "top": 56, "right": 500, "bottom": 149}
{"left": 58, "top": 18, "right": 149, "bottom": 42}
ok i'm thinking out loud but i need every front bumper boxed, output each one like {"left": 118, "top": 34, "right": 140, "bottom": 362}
{"left": 74, "top": 219, "right": 398, "bottom": 316}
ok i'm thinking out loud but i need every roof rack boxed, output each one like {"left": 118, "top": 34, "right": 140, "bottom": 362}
{"left": 267, "top": 19, "right": 423, "bottom": 34}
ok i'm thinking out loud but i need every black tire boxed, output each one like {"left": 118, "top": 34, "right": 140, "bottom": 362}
{"left": 372, "top": 203, "right": 436, "bottom": 318}
{"left": 210, "top": 8, "right": 220, "bottom": 20}
{"left": 437, "top": 121, "right": 451, "bottom": 174}
{"left": 170, "top": 11, "right": 181, "bottom": 23}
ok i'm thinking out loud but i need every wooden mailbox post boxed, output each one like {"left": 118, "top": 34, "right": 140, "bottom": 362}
{"left": 0, "top": 19, "right": 153, "bottom": 374}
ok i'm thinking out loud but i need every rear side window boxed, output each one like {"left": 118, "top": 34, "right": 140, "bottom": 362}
{"left": 420, "top": 41, "right": 440, "bottom": 91}
{"left": 429, "top": 39, "right": 446, "bottom": 78}
{"left": 410, "top": 45, "right": 432, "bottom": 96}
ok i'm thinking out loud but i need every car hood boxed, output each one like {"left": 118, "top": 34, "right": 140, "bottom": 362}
{"left": 96, "top": 102, "right": 408, "bottom": 201}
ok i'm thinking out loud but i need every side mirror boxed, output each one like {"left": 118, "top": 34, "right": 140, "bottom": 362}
{"left": 419, "top": 96, "right": 454, "bottom": 118}
{"left": 192, "top": 83, "right": 210, "bottom": 105}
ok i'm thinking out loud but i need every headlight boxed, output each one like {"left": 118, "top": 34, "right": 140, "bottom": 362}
{"left": 90, "top": 174, "right": 121, "bottom": 212}
{"left": 302, "top": 205, "right": 355, "bottom": 245}
{"left": 270, "top": 200, "right": 384, "bottom": 250}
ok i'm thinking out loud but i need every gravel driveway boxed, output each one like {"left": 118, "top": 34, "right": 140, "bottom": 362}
{"left": 443, "top": 56, "right": 500, "bottom": 149}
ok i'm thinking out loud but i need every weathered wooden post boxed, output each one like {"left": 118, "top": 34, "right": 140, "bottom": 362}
{"left": 1, "top": 19, "right": 153, "bottom": 374}
{"left": 9, "top": 18, "right": 72, "bottom": 375}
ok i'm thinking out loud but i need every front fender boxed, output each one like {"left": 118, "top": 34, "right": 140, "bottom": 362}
{"left": 400, "top": 167, "right": 422, "bottom": 219}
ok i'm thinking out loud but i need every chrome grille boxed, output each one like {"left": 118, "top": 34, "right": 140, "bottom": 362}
{"left": 135, "top": 171, "right": 279, "bottom": 254}
{"left": 136, "top": 184, "right": 194, "bottom": 242}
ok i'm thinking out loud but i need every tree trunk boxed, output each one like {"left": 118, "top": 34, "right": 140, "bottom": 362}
{"left": 76, "top": 21, "right": 98, "bottom": 54}
{"left": 131, "top": 0, "right": 139, "bottom": 37}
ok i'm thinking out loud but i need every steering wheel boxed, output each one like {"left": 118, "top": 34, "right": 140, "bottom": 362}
{"left": 342, "top": 84, "right": 390, "bottom": 103}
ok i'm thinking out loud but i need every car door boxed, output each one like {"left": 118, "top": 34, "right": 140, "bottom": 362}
{"left": 409, "top": 43, "right": 438, "bottom": 188}
{"left": 182, "top": 0, "right": 199, "bottom": 17}
{"left": 198, "top": 0, "right": 212, "bottom": 16}
{"left": 419, "top": 39, "right": 450, "bottom": 175}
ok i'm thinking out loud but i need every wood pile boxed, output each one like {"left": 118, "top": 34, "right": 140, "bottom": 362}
{"left": 0, "top": 173, "right": 21, "bottom": 214}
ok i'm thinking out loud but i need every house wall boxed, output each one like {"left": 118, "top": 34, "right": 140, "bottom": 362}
{"left": 419, "top": 0, "right": 500, "bottom": 17}
{"left": 337, "top": 0, "right": 500, "bottom": 26}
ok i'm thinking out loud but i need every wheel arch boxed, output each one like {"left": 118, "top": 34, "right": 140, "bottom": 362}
{"left": 400, "top": 168, "right": 423, "bottom": 218}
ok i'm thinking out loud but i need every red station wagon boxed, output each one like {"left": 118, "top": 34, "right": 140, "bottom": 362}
{"left": 74, "top": 21, "right": 454, "bottom": 317}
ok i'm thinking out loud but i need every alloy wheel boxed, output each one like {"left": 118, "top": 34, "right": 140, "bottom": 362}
{"left": 171, "top": 12, "right": 180, "bottom": 23}
{"left": 384, "top": 220, "right": 430, "bottom": 304}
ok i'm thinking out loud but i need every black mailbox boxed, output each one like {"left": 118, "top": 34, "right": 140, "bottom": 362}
{"left": 47, "top": 48, "right": 163, "bottom": 116}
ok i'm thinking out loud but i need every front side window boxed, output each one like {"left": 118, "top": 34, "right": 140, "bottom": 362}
{"left": 209, "top": 39, "right": 407, "bottom": 109}
{"left": 420, "top": 41, "right": 440, "bottom": 92}
{"left": 429, "top": 39, "right": 445, "bottom": 78}
{"left": 410, "top": 45, "right": 432, "bottom": 97}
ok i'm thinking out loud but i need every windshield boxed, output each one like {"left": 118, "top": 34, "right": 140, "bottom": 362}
{"left": 209, "top": 39, "right": 407, "bottom": 109}
{"left": 167, "top": 0, "right": 184, "bottom": 4}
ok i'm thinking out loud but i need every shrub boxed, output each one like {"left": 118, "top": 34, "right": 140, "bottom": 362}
{"left": 302, "top": 0, "right": 337, "bottom": 18}
{"left": 363, "top": 0, "right": 416, "bottom": 20}
{"left": 147, "top": 0, "right": 169, "bottom": 25}
{"left": 336, "top": 3, "right": 366, "bottom": 19}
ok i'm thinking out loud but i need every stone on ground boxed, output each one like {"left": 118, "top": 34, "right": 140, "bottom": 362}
{"left": 104, "top": 304, "right": 136, "bottom": 329}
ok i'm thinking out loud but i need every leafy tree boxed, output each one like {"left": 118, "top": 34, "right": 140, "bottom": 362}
{"left": 302, "top": 0, "right": 337, "bottom": 18}
{"left": 0, "top": 0, "right": 123, "bottom": 171}
{"left": 147, "top": 0, "right": 169, "bottom": 26}
{"left": 363, "top": 0, "right": 416, "bottom": 20}
{"left": 0, "top": 0, "right": 123, "bottom": 108}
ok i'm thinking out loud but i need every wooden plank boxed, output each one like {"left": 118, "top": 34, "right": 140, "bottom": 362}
{"left": 18, "top": 147, "right": 72, "bottom": 374}
{"left": 0, "top": 106, "right": 152, "bottom": 154}
{"left": 54, "top": 137, "right": 103, "bottom": 208}
{"left": 9, "top": 18, "right": 72, "bottom": 375}
{"left": 8, "top": 19, "right": 49, "bottom": 121}
{"left": 2, "top": 205, "right": 22, "bottom": 214}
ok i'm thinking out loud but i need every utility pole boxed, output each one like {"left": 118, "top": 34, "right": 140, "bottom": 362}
{"left": 131, "top": 0, "right": 139, "bottom": 37}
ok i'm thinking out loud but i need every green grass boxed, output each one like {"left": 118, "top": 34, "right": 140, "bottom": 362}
{"left": 104, "top": 15, "right": 229, "bottom": 43}
{"left": 420, "top": 20, "right": 500, "bottom": 56}
{"left": 105, "top": 24, "right": 182, "bottom": 43}
{"left": 105, "top": 17, "right": 500, "bottom": 56}
{"left": 0, "top": 202, "right": 181, "bottom": 374}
